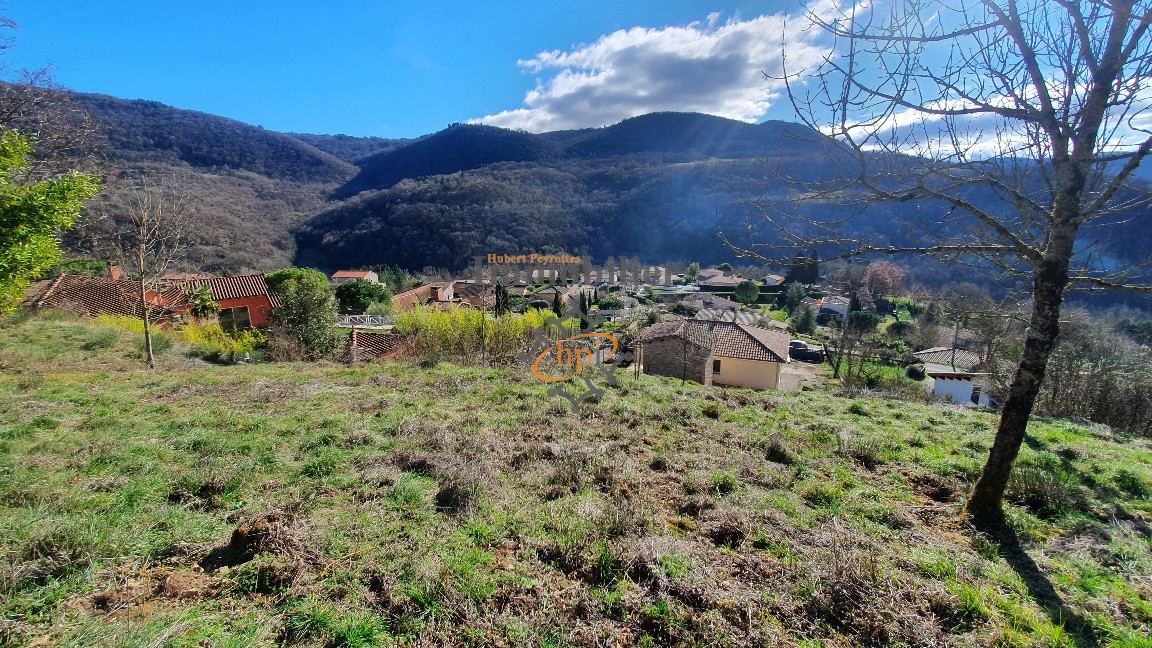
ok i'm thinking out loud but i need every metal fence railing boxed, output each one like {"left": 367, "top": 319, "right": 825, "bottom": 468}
{"left": 336, "top": 314, "right": 392, "bottom": 328}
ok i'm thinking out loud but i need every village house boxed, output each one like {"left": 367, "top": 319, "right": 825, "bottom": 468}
{"left": 696, "top": 268, "right": 726, "bottom": 282}
{"left": 331, "top": 270, "right": 380, "bottom": 285}
{"left": 22, "top": 274, "right": 188, "bottom": 323}
{"left": 634, "top": 319, "right": 791, "bottom": 390}
{"left": 697, "top": 274, "right": 742, "bottom": 290}
{"left": 683, "top": 293, "right": 741, "bottom": 312}
{"left": 168, "top": 274, "right": 279, "bottom": 329}
{"left": 912, "top": 347, "right": 996, "bottom": 406}
{"left": 800, "top": 295, "right": 851, "bottom": 323}
{"left": 21, "top": 272, "right": 279, "bottom": 330}
{"left": 391, "top": 281, "right": 496, "bottom": 311}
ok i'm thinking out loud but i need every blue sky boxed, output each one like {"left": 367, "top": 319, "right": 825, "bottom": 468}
{"left": 3, "top": 1, "right": 822, "bottom": 138}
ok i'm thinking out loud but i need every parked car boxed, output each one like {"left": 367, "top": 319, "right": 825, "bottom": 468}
{"left": 789, "top": 339, "right": 826, "bottom": 363}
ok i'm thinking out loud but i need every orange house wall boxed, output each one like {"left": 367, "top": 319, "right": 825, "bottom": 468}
{"left": 217, "top": 296, "right": 274, "bottom": 328}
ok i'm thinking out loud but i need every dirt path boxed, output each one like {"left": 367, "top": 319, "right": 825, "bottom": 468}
{"left": 779, "top": 360, "right": 826, "bottom": 391}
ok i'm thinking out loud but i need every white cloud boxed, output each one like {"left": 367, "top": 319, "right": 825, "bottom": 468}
{"left": 471, "top": 9, "right": 831, "bottom": 133}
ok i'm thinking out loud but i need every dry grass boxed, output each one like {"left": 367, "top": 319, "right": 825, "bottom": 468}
{"left": 1, "top": 312, "right": 1151, "bottom": 646}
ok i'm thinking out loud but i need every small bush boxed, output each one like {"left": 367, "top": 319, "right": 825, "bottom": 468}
{"left": 847, "top": 401, "right": 870, "bottom": 417}
{"left": 93, "top": 314, "right": 144, "bottom": 332}
{"left": 136, "top": 331, "right": 174, "bottom": 355}
{"left": 300, "top": 451, "right": 341, "bottom": 479}
{"left": 800, "top": 481, "right": 845, "bottom": 508}
{"left": 905, "top": 363, "right": 926, "bottom": 380}
{"left": 281, "top": 599, "right": 335, "bottom": 644}
{"left": 701, "top": 401, "right": 721, "bottom": 419}
{"left": 182, "top": 323, "right": 267, "bottom": 361}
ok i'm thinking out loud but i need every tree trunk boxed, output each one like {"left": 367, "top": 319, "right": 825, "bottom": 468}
{"left": 966, "top": 231, "right": 1075, "bottom": 519}
{"left": 141, "top": 275, "right": 155, "bottom": 370}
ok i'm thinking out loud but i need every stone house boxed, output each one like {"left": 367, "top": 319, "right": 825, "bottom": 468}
{"left": 634, "top": 319, "right": 791, "bottom": 390}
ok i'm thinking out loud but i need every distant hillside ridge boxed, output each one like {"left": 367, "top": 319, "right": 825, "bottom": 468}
{"left": 557, "top": 112, "right": 827, "bottom": 159}
{"left": 333, "top": 123, "right": 563, "bottom": 198}
{"left": 286, "top": 133, "right": 410, "bottom": 164}
{"left": 71, "top": 91, "right": 356, "bottom": 183}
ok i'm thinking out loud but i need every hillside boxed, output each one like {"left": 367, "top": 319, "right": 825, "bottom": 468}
{"left": 333, "top": 123, "right": 563, "bottom": 199}
{"left": 73, "top": 92, "right": 355, "bottom": 183}
{"left": 558, "top": 113, "right": 828, "bottom": 159}
{"left": 286, "top": 133, "right": 409, "bottom": 164}
{"left": 57, "top": 91, "right": 358, "bottom": 273}
{"left": 35, "top": 90, "right": 1152, "bottom": 285}
{"left": 299, "top": 114, "right": 851, "bottom": 272}
{"left": 1, "top": 312, "right": 1150, "bottom": 645}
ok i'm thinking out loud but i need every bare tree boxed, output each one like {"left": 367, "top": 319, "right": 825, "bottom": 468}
{"left": 106, "top": 175, "right": 194, "bottom": 369}
{"left": 0, "top": 19, "right": 101, "bottom": 181}
{"left": 727, "top": 0, "right": 1152, "bottom": 520}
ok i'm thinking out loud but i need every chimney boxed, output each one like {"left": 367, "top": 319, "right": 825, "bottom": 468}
{"left": 109, "top": 264, "right": 123, "bottom": 281}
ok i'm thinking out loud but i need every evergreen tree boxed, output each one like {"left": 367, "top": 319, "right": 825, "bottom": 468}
{"left": 494, "top": 283, "right": 510, "bottom": 317}
{"left": 266, "top": 267, "right": 339, "bottom": 359}
{"left": 792, "top": 303, "right": 816, "bottom": 335}
{"left": 551, "top": 291, "right": 565, "bottom": 318}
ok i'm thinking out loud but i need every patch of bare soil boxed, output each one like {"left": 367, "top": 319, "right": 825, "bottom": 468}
{"left": 200, "top": 508, "right": 318, "bottom": 571}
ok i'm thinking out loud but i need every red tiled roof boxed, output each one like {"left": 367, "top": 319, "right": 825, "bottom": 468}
{"left": 636, "top": 319, "right": 789, "bottom": 363}
{"left": 170, "top": 274, "right": 277, "bottom": 305}
{"left": 392, "top": 284, "right": 434, "bottom": 310}
{"left": 685, "top": 294, "right": 740, "bottom": 310}
{"left": 22, "top": 275, "right": 187, "bottom": 318}
{"left": 716, "top": 321, "right": 790, "bottom": 363}
{"left": 452, "top": 281, "right": 495, "bottom": 307}
{"left": 332, "top": 270, "right": 374, "bottom": 279}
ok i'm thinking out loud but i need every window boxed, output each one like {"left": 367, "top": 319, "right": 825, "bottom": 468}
{"left": 712, "top": 359, "right": 722, "bottom": 374}
{"left": 970, "top": 384, "right": 982, "bottom": 405}
{"left": 219, "top": 306, "right": 251, "bottom": 331}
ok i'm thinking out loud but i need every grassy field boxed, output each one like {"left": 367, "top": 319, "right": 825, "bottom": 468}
{"left": 1, "top": 311, "right": 1151, "bottom": 647}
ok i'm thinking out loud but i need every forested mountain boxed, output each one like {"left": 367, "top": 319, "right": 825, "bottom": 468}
{"left": 333, "top": 123, "right": 562, "bottom": 199}
{"left": 39, "top": 89, "right": 1151, "bottom": 289}
{"left": 73, "top": 92, "right": 355, "bottom": 182}
{"left": 555, "top": 113, "right": 826, "bottom": 159}
{"left": 50, "top": 91, "right": 359, "bottom": 272}
{"left": 286, "top": 133, "right": 408, "bottom": 164}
